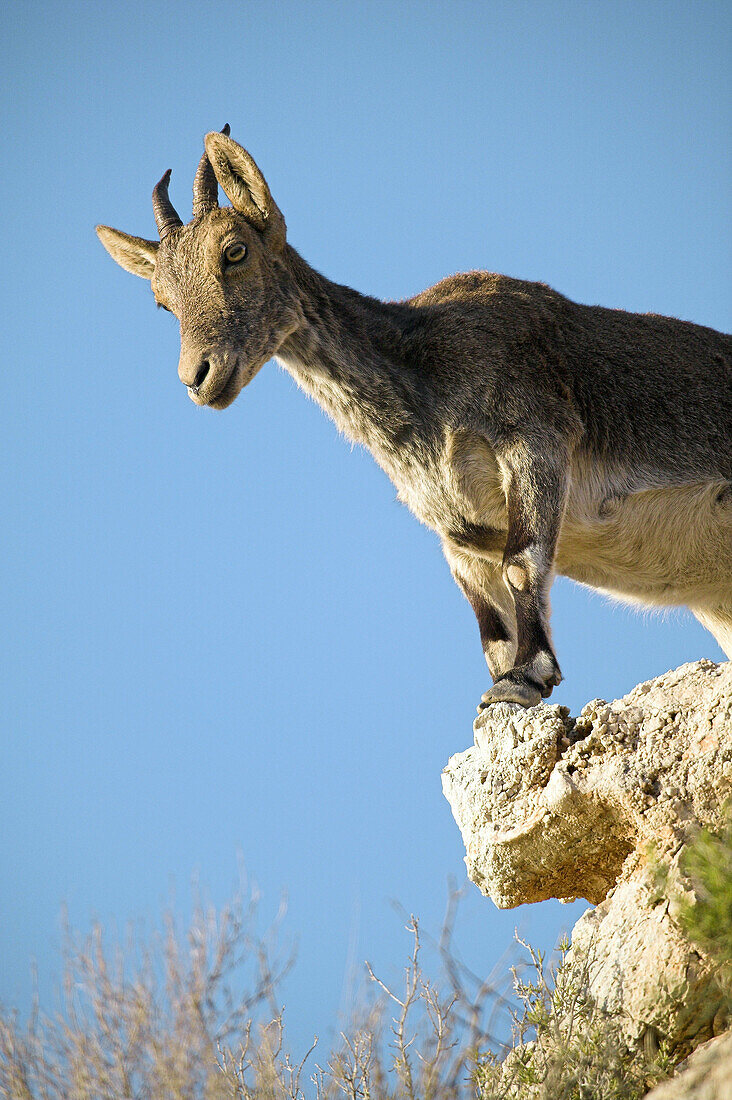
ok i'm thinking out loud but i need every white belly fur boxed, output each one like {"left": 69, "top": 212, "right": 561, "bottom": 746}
{"left": 558, "top": 480, "right": 732, "bottom": 608}
{"left": 435, "top": 430, "right": 732, "bottom": 609}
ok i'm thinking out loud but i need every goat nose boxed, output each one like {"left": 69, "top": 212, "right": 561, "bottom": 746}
{"left": 189, "top": 361, "right": 210, "bottom": 394}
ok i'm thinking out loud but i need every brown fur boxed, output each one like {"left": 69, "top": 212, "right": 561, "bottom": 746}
{"left": 97, "top": 131, "right": 732, "bottom": 709}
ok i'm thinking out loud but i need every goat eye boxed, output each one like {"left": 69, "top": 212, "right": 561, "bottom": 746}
{"left": 224, "top": 242, "right": 247, "bottom": 265}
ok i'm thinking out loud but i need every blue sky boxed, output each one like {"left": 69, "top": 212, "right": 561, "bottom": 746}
{"left": 1, "top": 0, "right": 730, "bottom": 1059}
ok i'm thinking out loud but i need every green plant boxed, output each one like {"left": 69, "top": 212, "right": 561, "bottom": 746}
{"left": 474, "top": 936, "right": 673, "bottom": 1100}
{"left": 679, "top": 811, "right": 732, "bottom": 1003}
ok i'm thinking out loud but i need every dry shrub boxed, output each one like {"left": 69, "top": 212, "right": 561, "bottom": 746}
{"left": 1, "top": 881, "right": 681, "bottom": 1100}
{"left": 0, "top": 884, "right": 512, "bottom": 1100}
{"left": 0, "top": 886, "right": 294, "bottom": 1099}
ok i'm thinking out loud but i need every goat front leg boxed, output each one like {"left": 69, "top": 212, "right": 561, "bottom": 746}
{"left": 479, "top": 439, "right": 568, "bottom": 709}
{"left": 448, "top": 555, "right": 518, "bottom": 681}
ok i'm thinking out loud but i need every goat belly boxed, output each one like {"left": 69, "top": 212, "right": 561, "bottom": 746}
{"left": 556, "top": 481, "right": 732, "bottom": 607}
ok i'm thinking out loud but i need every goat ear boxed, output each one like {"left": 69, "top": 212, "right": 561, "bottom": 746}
{"left": 204, "top": 132, "right": 286, "bottom": 251}
{"left": 96, "top": 226, "right": 158, "bottom": 279}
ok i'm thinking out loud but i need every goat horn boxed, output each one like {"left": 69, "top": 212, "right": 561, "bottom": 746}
{"left": 152, "top": 170, "right": 183, "bottom": 239}
{"left": 192, "top": 123, "right": 231, "bottom": 219}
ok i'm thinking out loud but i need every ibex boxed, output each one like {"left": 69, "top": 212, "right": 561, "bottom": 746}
{"left": 97, "top": 128, "right": 732, "bottom": 710}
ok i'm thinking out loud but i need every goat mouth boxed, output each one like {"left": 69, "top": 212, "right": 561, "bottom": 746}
{"left": 205, "top": 361, "right": 241, "bottom": 409}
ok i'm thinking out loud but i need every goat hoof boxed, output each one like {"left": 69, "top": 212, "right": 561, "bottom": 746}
{"left": 479, "top": 674, "right": 543, "bottom": 710}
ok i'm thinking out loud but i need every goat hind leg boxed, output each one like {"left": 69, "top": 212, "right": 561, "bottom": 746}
{"left": 692, "top": 605, "right": 732, "bottom": 660}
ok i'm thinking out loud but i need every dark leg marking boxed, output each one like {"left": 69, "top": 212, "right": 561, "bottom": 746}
{"left": 469, "top": 593, "right": 511, "bottom": 648}
{"left": 456, "top": 573, "right": 515, "bottom": 680}
{"left": 445, "top": 521, "right": 507, "bottom": 554}
{"left": 479, "top": 438, "right": 568, "bottom": 707}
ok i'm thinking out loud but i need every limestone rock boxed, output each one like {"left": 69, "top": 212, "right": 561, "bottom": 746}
{"left": 643, "top": 1031, "right": 732, "bottom": 1100}
{"left": 442, "top": 660, "right": 732, "bottom": 1052}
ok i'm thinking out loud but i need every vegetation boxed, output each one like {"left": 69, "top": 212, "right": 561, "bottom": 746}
{"left": 10, "top": 834, "right": 732, "bottom": 1100}
{"left": 0, "top": 891, "right": 670, "bottom": 1100}
{"left": 0, "top": 887, "right": 505, "bottom": 1100}
{"left": 474, "top": 937, "right": 673, "bottom": 1100}
{"left": 480, "top": 803, "right": 732, "bottom": 1097}
{"left": 678, "top": 810, "right": 732, "bottom": 1006}
{"left": 0, "top": 889, "right": 296, "bottom": 1099}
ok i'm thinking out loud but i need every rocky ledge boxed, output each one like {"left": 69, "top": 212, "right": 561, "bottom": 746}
{"left": 442, "top": 659, "right": 732, "bottom": 1057}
